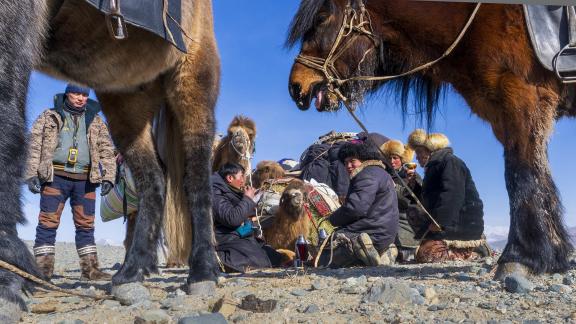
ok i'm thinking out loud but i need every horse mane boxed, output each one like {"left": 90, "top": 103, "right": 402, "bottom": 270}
{"left": 286, "top": 0, "right": 328, "bottom": 47}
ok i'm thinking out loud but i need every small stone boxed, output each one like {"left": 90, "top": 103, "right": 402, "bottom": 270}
{"left": 102, "top": 299, "right": 122, "bottom": 308}
{"left": 423, "top": 287, "right": 439, "bottom": 304}
{"left": 552, "top": 273, "right": 563, "bottom": 282}
{"left": 311, "top": 279, "right": 328, "bottom": 290}
{"left": 478, "top": 281, "right": 491, "bottom": 289}
{"left": 549, "top": 284, "right": 572, "bottom": 294}
{"left": 456, "top": 273, "right": 473, "bottom": 282}
{"left": 213, "top": 296, "right": 237, "bottom": 318}
{"left": 61, "top": 296, "right": 81, "bottom": 304}
{"left": 484, "top": 258, "right": 494, "bottom": 266}
{"left": 303, "top": 304, "right": 320, "bottom": 314}
{"left": 134, "top": 310, "right": 170, "bottom": 324}
{"left": 478, "top": 302, "right": 493, "bottom": 310}
{"left": 504, "top": 275, "right": 534, "bottom": 294}
{"left": 177, "top": 313, "right": 228, "bottom": 324}
{"left": 477, "top": 268, "right": 488, "bottom": 276}
{"left": 362, "top": 279, "right": 416, "bottom": 305}
{"left": 187, "top": 281, "right": 216, "bottom": 296}
{"left": 290, "top": 289, "right": 308, "bottom": 297}
{"left": 232, "top": 290, "right": 252, "bottom": 299}
{"left": 160, "top": 297, "right": 185, "bottom": 310}
{"left": 30, "top": 303, "right": 57, "bottom": 314}
{"left": 339, "top": 285, "right": 364, "bottom": 294}
{"left": 112, "top": 283, "right": 150, "bottom": 306}
{"left": 344, "top": 275, "right": 367, "bottom": 287}
{"left": 226, "top": 278, "right": 249, "bottom": 288}
{"left": 217, "top": 276, "right": 227, "bottom": 286}
{"left": 427, "top": 305, "right": 439, "bottom": 311}
{"left": 175, "top": 289, "right": 187, "bottom": 297}
{"left": 238, "top": 295, "right": 277, "bottom": 313}
{"left": 563, "top": 276, "right": 574, "bottom": 286}
{"left": 56, "top": 320, "right": 85, "bottom": 324}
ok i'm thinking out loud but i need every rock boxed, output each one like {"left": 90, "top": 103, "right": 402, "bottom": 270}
{"left": 232, "top": 290, "right": 252, "bottom": 299}
{"left": 178, "top": 313, "right": 228, "bottom": 324}
{"left": 549, "top": 284, "right": 572, "bottom": 294}
{"left": 477, "top": 268, "right": 489, "bottom": 276}
{"left": 456, "top": 273, "right": 473, "bottom": 282}
{"left": 551, "top": 273, "right": 563, "bottom": 282}
{"left": 344, "top": 275, "right": 367, "bottom": 287}
{"left": 102, "top": 299, "right": 122, "bottom": 308}
{"left": 112, "top": 283, "right": 150, "bottom": 306}
{"left": 484, "top": 258, "right": 494, "bottom": 266}
{"left": 311, "top": 279, "right": 328, "bottom": 291}
{"left": 187, "top": 281, "right": 216, "bottom": 296}
{"left": 175, "top": 289, "right": 187, "bottom": 297}
{"left": 213, "top": 296, "right": 237, "bottom": 318}
{"left": 478, "top": 302, "right": 494, "bottom": 310}
{"left": 303, "top": 304, "right": 320, "bottom": 314}
{"left": 362, "top": 279, "right": 419, "bottom": 306}
{"left": 290, "top": 289, "right": 308, "bottom": 297}
{"left": 563, "top": 276, "right": 574, "bottom": 286}
{"left": 160, "top": 297, "right": 186, "bottom": 310}
{"left": 30, "top": 303, "right": 57, "bottom": 314}
{"left": 57, "top": 320, "right": 84, "bottom": 324}
{"left": 134, "top": 310, "right": 171, "bottom": 324}
{"left": 226, "top": 278, "right": 250, "bottom": 288}
{"left": 61, "top": 296, "right": 81, "bottom": 304}
{"left": 423, "top": 287, "right": 439, "bottom": 304}
{"left": 339, "top": 285, "right": 364, "bottom": 294}
{"left": 238, "top": 295, "right": 277, "bottom": 313}
{"left": 504, "top": 275, "right": 534, "bottom": 294}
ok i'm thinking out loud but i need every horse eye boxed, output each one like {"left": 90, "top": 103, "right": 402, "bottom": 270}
{"left": 316, "top": 12, "right": 330, "bottom": 25}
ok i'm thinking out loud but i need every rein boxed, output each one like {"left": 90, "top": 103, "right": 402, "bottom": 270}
{"left": 295, "top": 0, "right": 482, "bottom": 103}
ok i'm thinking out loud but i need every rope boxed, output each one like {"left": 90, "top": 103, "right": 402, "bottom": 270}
{"left": 0, "top": 259, "right": 112, "bottom": 300}
{"left": 296, "top": 1, "right": 482, "bottom": 89}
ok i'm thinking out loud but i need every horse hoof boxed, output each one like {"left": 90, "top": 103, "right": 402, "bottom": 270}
{"left": 0, "top": 298, "right": 23, "bottom": 323}
{"left": 112, "top": 282, "right": 150, "bottom": 306}
{"left": 186, "top": 280, "right": 216, "bottom": 296}
{"left": 494, "top": 262, "right": 532, "bottom": 281}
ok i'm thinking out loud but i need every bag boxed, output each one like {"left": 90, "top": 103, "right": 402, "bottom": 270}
{"left": 235, "top": 220, "right": 254, "bottom": 238}
{"left": 100, "top": 163, "right": 138, "bottom": 222}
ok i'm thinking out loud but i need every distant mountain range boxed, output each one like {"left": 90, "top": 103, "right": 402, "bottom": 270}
{"left": 486, "top": 226, "right": 576, "bottom": 251}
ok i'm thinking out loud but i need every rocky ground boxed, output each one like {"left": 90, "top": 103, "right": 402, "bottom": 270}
{"left": 20, "top": 242, "right": 576, "bottom": 324}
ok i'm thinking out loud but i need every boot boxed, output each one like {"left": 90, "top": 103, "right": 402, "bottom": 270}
{"left": 78, "top": 246, "right": 112, "bottom": 281}
{"left": 33, "top": 245, "right": 55, "bottom": 280}
{"left": 353, "top": 233, "right": 382, "bottom": 267}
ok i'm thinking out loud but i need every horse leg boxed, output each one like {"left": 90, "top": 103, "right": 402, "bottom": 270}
{"left": 165, "top": 53, "right": 220, "bottom": 291}
{"left": 96, "top": 85, "right": 165, "bottom": 286}
{"left": 0, "top": 0, "right": 46, "bottom": 320}
{"left": 487, "top": 78, "right": 574, "bottom": 278}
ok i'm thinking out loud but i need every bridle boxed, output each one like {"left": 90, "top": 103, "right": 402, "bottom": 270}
{"left": 229, "top": 129, "right": 254, "bottom": 162}
{"left": 295, "top": 0, "right": 482, "bottom": 105}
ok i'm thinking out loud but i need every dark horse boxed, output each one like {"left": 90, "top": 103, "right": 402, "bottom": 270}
{"left": 0, "top": 0, "right": 219, "bottom": 319}
{"left": 288, "top": 0, "right": 574, "bottom": 278}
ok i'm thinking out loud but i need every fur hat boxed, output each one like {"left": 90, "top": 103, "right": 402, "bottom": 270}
{"left": 380, "top": 140, "right": 414, "bottom": 163}
{"left": 338, "top": 142, "right": 382, "bottom": 162}
{"left": 407, "top": 129, "right": 450, "bottom": 152}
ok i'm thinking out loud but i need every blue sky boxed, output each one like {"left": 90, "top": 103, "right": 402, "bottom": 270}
{"left": 18, "top": 1, "right": 575, "bottom": 244}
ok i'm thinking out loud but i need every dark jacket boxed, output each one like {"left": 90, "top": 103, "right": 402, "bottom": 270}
{"left": 329, "top": 161, "right": 399, "bottom": 252}
{"left": 390, "top": 168, "right": 422, "bottom": 248}
{"left": 421, "top": 148, "right": 484, "bottom": 240}
{"left": 211, "top": 173, "right": 274, "bottom": 271}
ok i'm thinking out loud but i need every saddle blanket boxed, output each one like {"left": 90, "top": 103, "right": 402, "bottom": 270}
{"left": 524, "top": 5, "right": 576, "bottom": 77}
{"left": 85, "top": 0, "right": 187, "bottom": 52}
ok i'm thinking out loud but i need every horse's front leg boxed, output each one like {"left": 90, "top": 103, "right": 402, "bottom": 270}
{"left": 166, "top": 49, "right": 220, "bottom": 293}
{"left": 486, "top": 78, "right": 574, "bottom": 278}
{"left": 97, "top": 85, "right": 165, "bottom": 287}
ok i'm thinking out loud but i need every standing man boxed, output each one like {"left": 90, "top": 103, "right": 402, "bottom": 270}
{"left": 25, "top": 84, "right": 116, "bottom": 280}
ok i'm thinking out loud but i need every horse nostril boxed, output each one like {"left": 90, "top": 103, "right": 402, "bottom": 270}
{"left": 289, "top": 83, "right": 302, "bottom": 100}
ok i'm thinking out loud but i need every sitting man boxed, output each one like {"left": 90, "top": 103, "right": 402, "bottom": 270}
{"left": 406, "top": 129, "right": 489, "bottom": 263}
{"left": 381, "top": 139, "right": 422, "bottom": 262}
{"left": 212, "top": 162, "right": 281, "bottom": 272}
{"left": 319, "top": 142, "right": 399, "bottom": 267}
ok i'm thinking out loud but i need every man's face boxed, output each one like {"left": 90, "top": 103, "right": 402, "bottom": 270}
{"left": 415, "top": 146, "right": 431, "bottom": 167}
{"left": 390, "top": 154, "right": 402, "bottom": 170}
{"left": 344, "top": 157, "right": 362, "bottom": 175}
{"left": 226, "top": 171, "right": 245, "bottom": 189}
{"left": 66, "top": 92, "right": 89, "bottom": 108}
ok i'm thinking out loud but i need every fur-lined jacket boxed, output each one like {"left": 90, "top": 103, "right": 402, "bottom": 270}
{"left": 329, "top": 160, "right": 399, "bottom": 252}
{"left": 25, "top": 94, "right": 116, "bottom": 184}
{"left": 421, "top": 147, "right": 484, "bottom": 240}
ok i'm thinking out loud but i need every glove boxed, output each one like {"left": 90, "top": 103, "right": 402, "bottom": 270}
{"left": 100, "top": 180, "right": 114, "bottom": 196}
{"left": 26, "top": 177, "right": 42, "bottom": 194}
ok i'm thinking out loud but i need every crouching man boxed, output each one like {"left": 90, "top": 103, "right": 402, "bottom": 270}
{"left": 25, "top": 84, "right": 116, "bottom": 281}
{"left": 212, "top": 162, "right": 282, "bottom": 272}
{"left": 319, "top": 142, "right": 399, "bottom": 267}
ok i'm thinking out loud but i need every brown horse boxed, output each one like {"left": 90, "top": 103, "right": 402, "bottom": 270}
{"left": 287, "top": 0, "right": 574, "bottom": 278}
{"left": 0, "top": 0, "right": 219, "bottom": 317}
{"left": 163, "top": 115, "right": 256, "bottom": 266}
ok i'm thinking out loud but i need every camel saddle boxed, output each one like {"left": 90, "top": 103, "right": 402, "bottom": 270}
{"left": 85, "top": 0, "right": 187, "bottom": 52}
{"left": 524, "top": 5, "right": 576, "bottom": 82}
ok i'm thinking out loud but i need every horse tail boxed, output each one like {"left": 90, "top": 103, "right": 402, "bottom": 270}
{"left": 158, "top": 106, "right": 191, "bottom": 267}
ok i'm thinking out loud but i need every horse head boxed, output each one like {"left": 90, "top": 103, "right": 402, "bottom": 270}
{"left": 287, "top": 0, "right": 465, "bottom": 119}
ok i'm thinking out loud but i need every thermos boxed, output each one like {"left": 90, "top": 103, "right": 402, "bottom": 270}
{"left": 294, "top": 234, "right": 308, "bottom": 267}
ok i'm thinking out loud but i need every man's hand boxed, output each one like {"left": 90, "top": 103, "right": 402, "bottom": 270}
{"left": 244, "top": 186, "right": 256, "bottom": 199}
{"left": 26, "top": 177, "right": 42, "bottom": 194}
{"left": 100, "top": 180, "right": 114, "bottom": 196}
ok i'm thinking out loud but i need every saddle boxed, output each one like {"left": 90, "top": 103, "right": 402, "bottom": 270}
{"left": 524, "top": 5, "right": 576, "bottom": 82}
{"left": 85, "top": 0, "right": 187, "bottom": 52}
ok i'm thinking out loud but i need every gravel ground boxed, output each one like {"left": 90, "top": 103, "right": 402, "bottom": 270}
{"left": 19, "top": 242, "right": 576, "bottom": 324}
